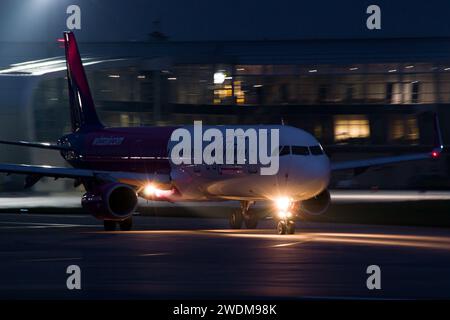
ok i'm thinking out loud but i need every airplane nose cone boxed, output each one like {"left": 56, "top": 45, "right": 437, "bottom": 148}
{"left": 287, "top": 156, "right": 330, "bottom": 199}
{"left": 305, "top": 157, "right": 330, "bottom": 185}
{"left": 312, "top": 157, "right": 331, "bottom": 179}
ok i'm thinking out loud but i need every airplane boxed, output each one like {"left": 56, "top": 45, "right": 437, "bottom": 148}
{"left": 0, "top": 31, "right": 443, "bottom": 234}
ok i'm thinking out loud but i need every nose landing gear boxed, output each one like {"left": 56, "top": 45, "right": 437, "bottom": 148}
{"left": 228, "top": 199, "right": 297, "bottom": 235}
{"left": 274, "top": 197, "right": 296, "bottom": 235}
{"left": 276, "top": 219, "right": 295, "bottom": 235}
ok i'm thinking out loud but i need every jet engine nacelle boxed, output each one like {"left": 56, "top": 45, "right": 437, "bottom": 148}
{"left": 299, "top": 189, "right": 331, "bottom": 216}
{"left": 82, "top": 183, "right": 138, "bottom": 220}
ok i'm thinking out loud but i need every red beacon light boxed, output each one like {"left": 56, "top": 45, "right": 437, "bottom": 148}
{"left": 431, "top": 150, "right": 440, "bottom": 159}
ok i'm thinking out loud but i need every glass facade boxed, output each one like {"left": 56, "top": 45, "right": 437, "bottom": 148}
{"left": 32, "top": 62, "right": 449, "bottom": 145}
{"left": 168, "top": 62, "right": 450, "bottom": 105}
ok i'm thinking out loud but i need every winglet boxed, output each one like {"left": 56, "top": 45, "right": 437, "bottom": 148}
{"left": 431, "top": 113, "right": 444, "bottom": 159}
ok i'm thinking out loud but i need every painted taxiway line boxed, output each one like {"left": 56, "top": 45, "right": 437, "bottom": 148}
{"left": 0, "top": 221, "right": 98, "bottom": 228}
{"left": 139, "top": 252, "right": 171, "bottom": 257}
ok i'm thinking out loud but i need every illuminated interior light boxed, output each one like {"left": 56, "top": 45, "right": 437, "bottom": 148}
{"left": 308, "top": 69, "right": 318, "bottom": 73}
{"left": 11, "top": 57, "right": 61, "bottom": 67}
{"left": 334, "top": 115, "right": 370, "bottom": 142}
{"left": 0, "top": 57, "right": 126, "bottom": 76}
{"left": 214, "top": 72, "right": 226, "bottom": 84}
{"left": 253, "top": 84, "right": 263, "bottom": 88}
{"left": 405, "top": 65, "right": 415, "bottom": 69}
{"left": 167, "top": 77, "right": 177, "bottom": 81}
{"left": 388, "top": 69, "right": 397, "bottom": 73}
{"left": 444, "top": 68, "right": 450, "bottom": 71}
{"left": 349, "top": 67, "right": 359, "bottom": 71}
{"left": 108, "top": 74, "right": 120, "bottom": 78}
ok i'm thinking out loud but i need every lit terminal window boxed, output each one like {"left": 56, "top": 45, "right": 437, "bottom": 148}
{"left": 213, "top": 81, "right": 245, "bottom": 105}
{"left": 334, "top": 115, "right": 370, "bottom": 142}
{"left": 234, "top": 81, "right": 245, "bottom": 104}
{"left": 120, "top": 114, "right": 130, "bottom": 127}
{"left": 389, "top": 117, "right": 419, "bottom": 142}
{"left": 213, "top": 84, "right": 232, "bottom": 104}
{"left": 314, "top": 124, "right": 323, "bottom": 139}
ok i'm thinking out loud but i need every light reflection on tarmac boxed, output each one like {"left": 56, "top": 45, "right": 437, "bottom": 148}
{"left": 97, "top": 229, "right": 450, "bottom": 251}
{"left": 0, "top": 190, "right": 450, "bottom": 209}
{"left": 331, "top": 190, "right": 450, "bottom": 202}
{"left": 0, "top": 212, "right": 450, "bottom": 299}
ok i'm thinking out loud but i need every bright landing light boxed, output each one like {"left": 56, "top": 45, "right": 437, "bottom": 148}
{"left": 143, "top": 183, "right": 174, "bottom": 199}
{"left": 275, "top": 197, "right": 293, "bottom": 219}
{"left": 143, "top": 184, "right": 157, "bottom": 197}
{"left": 278, "top": 211, "right": 292, "bottom": 219}
{"left": 275, "top": 197, "right": 291, "bottom": 211}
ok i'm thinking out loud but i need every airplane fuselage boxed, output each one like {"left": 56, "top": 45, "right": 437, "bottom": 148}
{"left": 59, "top": 125, "right": 331, "bottom": 202}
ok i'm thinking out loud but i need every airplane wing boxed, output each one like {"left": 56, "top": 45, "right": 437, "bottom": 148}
{"left": 0, "top": 163, "right": 94, "bottom": 179}
{"left": 0, "top": 163, "right": 171, "bottom": 189}
{"left": 330, "top": 113, "right": 444, "bottom": 172}
{"left": 0, "top": 140, "right": 70, "bottom": 151}
{"left": 330, "top": 151, "right": 439, "bottom": 171}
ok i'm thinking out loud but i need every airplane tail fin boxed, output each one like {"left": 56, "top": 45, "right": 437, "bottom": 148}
{"left": 64, "top": 31, "right": 103, "bottom": 132}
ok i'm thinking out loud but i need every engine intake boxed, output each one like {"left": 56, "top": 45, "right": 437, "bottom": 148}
{"left": 82, "top": 183, "right": 138, "bottom": 220}
{"left": 299, "top": 189, "right": 331, "bottom": 216}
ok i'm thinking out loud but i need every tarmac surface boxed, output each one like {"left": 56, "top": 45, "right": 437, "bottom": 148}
{"left": 0, "top": 212, "right": 450, "bottom": 299}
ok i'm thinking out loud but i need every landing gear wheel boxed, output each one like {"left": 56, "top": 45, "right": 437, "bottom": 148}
{"left": 287, "top": 221, "right": 296, "bottom": 234}
{"left": 277, "top": 221, "right": 287, "bottom": 235}
{"left": 103, "top": 220, "right": 117, "bottom": 231}
{"left": 119, "top": 217, "right": 133, "bottom": 231}
{"left": 229, "top": 210, "right": 243, "bottom": 229}
{"left": 245, "top": 214, "right": 258, "bottom": 229}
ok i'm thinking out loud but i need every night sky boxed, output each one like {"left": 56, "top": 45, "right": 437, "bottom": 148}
{"left": 0, "top": 0, "right": 449, "bottom": 42}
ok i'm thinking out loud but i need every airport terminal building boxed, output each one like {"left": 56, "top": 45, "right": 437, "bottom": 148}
{"left": 0, "top": 36, "right": 450, "bottom": 191}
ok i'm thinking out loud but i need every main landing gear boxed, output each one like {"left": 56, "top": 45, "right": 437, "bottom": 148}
{"left": 103, "top": 216, "right": 133, "bottom": 231}
{"left": 229, "top": 201, "right": 258, "bottom": 229}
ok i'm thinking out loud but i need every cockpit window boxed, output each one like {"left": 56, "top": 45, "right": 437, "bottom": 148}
{"left": 279, "top": 146, "right": 291, "bottom": 156}
{"left": 291, "top": 146, "right": 310, "bottom": 155}
{"left": 309, "top": 145, "right": 324, "bottom": 155}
